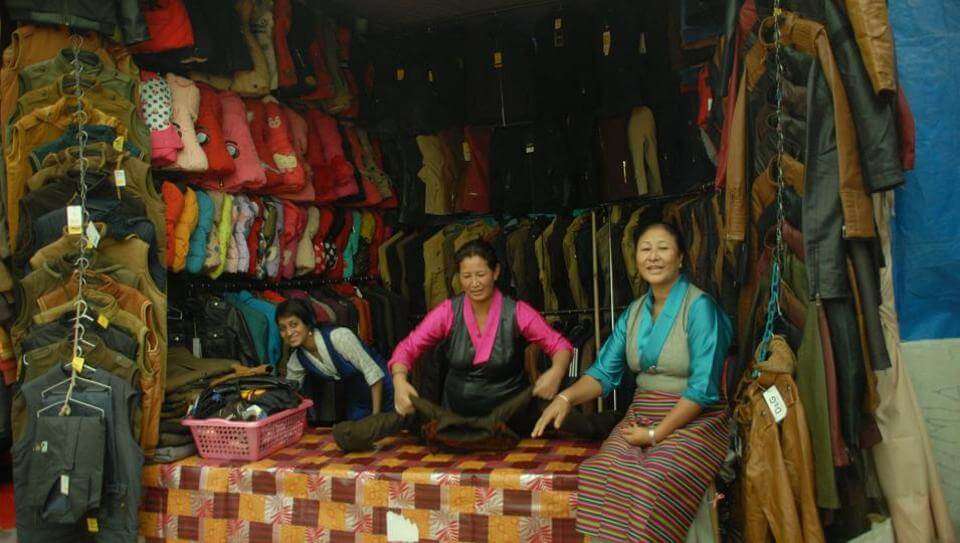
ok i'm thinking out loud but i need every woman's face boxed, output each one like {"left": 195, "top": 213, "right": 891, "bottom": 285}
{"left": 635, "top": 226, "right": 683, "bottom": 288}
{"left": 459, "top": 255, "right": 500, "bottom": 305}
{"left": 277, "top": 314, "right": 310, "bottom": 348}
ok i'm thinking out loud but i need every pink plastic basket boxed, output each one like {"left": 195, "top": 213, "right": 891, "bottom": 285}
{"left": 182, "top": 399, "right": 313, "bottom": 461}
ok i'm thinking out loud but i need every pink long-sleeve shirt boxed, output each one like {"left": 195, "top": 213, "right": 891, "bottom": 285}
{"left": 388, "top": 290, "right": 573, "bottom": 372}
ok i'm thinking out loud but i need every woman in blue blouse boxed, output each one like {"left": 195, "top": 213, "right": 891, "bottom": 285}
{"left": 533, "top": 222, "right": 732, "bottom": 542}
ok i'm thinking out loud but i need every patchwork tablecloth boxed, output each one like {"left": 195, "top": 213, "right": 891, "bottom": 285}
{"left": 140, "top": 428, "right": 601, "bottom": 542}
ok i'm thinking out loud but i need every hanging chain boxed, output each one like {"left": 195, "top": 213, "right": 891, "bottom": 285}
{"left": 757, "top": 0, "right": 788, "bottom": 365}
{"left": 61, "top": 33, "right": 93, "bottom": 415}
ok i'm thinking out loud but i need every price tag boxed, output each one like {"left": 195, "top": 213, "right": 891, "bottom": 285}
{"left": 707, "top": 97, "right": 714, "bottom": 111}
{"left": 61, "top": 474, "right": 70, "bottom": 495}
{"left": 72, "top": 356, "right": 85, "bottom": 373}
{"left": 66, "top": 206, "right": 83, "bottom": 234}
{"left": 192, "top": 337, "right": 202, "bottom": 358}
{"left": 85, "top": 221, "right": 100, "bottom": 249}
{"left": 395, "top": 67, "right": 405, "bottom": 81}
{"left": 114, "top": 169, "right": 126, "bottom": 187}
{"left": 493, "top": 51, "right": 503, "bottom": 68}
{"left": 525, "top": 143, "right": 535, "bottom": 154}
{"left": 428, "top": 69, "right": 435, "bottom": 83}
{"left": 554, "top": 17, "right": 563, "bottom": 30}
{"left": 639, "top": 32, "right": 647, "bottom": 54}
{"left": 462, "top": 141, "right": 471, "bottom": 162}
{"left": 762, "top": 385, "right": 788, "bottom": 423}
{"left": 97, "top": 314, "right": 110, "bottom": 329}
{"left": 112, "top": 135, "right": 125, "bottom": 153}
{"left": 87, "top": 518, "right": 99, "bottom": 533}
{"left": 602, "top": 30, "right": 612, "bottom": 56}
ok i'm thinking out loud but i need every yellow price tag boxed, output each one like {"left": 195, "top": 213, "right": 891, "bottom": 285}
{"left": 428, "top": 69, "right": 435, "bottom": 83}
{"left": 112, "top": 136, "right": 125, "bottom": 153}
{"left": 72, "top": 356, "right": 85, "bottom": 372}
{"left": 462, "top": 141, "right": 471, "bottom": 162}
{"left": 396, "top": 68, "right": 405, "bottom": 81}
{"left": 554, "top": 17, "right": 563, "bottom": 30}
{"left": 97, "top": 314, "right": 110, "bottom": 329}
{"left": 87, "top": 518, "right": 99, "bottom": 532}
{"left": 602, "top": 30, "right": 612, "bottom": 56}
{"left": 493, "top": 51, "right": 503, "bottom": 68}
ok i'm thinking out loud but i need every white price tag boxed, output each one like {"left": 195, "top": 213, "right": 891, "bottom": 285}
{"left": 639, "top": 32, "right": 647, "bottom": 54}
{"left": 192, "top": 337, "right": 203, "bottom": 358}
{"left": 85, "top": 221, "right": 101, "bottom": 249}
{"left": 114, "top": 169, "right": 126, "bottom": 187}
{"left": 61, "top": 474, "right": 70, "bottom": 495}
{"left": 554, "top": 17, "right": 563, "bottom": 30}
{"left": 66, "top": 206, "right": 83, "bottom": 234}
{"left": 525, "top": 143, "right": 535, "bottom": 154}
{"left": 762, "top": 385, "right": 788, "bottom": 423}
{"left": 462, "top": 141, "right": 471, "bottom": 162}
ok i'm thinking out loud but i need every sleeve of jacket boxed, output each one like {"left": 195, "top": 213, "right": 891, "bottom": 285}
{"left": 118, "top": 0, "right": 151, "bottom": 45}
{"left": 843, "top": 0, "right": 896, "bottom": 95}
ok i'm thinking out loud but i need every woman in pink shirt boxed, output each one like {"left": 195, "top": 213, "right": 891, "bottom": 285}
{"left": 389, "top": 240, "right": 583, "bottom": 432}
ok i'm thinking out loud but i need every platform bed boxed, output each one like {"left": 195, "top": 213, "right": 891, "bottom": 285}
{"left": 139, "top": 427, "right": 599, "bottom": 542}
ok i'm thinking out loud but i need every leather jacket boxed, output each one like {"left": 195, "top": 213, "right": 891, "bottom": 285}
{"left": 170, "top": 295, "right": 259, "bottom": 366}
{"left": 6, "top": 0, "right": 150, "bottom": 45}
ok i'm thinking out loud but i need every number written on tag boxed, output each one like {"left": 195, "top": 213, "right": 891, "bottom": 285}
{"left": 192, "top": 337, "right": 203, "bottom": 358}
{"left": 762, "top": 385, "right": 788, "bottom": 423}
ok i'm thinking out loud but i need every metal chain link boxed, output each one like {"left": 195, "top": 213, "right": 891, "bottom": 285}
{"left": 60, "top": 33, "right": 93, "bottom": 415}
{"left": 757, "top": 0, "right": 788, "bottom": 365}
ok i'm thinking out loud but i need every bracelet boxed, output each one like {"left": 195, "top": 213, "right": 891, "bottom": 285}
{"left": 557, "top": 393, "right": 571, "bottom": 405}
{"left": 648, "top": 426, "right": 657, "bottom": 446}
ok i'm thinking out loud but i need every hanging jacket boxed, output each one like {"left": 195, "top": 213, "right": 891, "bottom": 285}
{"left": 209, "top": 194, "right": 234, "bottom": 279}
{"left": 230, "top": 0, "right": 271, "bottom": 97}
{"left": 280, "top": 201, "right": 303, "bottom": 280}
{"left": 203, "top": 192, "right": 224, "bottom": 273}
{"left": 139, "top": 72, "right": 182, "bottom": 167}
{"left": 464, "top": 20, "right": 536, "bottom": 126}
{"left": 128, "top": 0, "right": 194, "bottom": 54}
{"left": 194, "top": 83, "right": 236, "bottom": 179}
{"left": 172, "top": 187, "right": 199, "bottom": 273}
{"left": 186, "top": 190, "right": 214, "bottom": 274}
{"left": 219, "top": 91, "right": 267, "bottom": 191}
{"left": 7, "top": 0, "right": 149, "bottom": 45}
{"left": 162, "top": 182, "right": 185, "bottom": 268}
{"left": 244, "top": 98, "right": 283, "bottom": 188}
{"left": 296, "top": 207, "right": 321, "bottom": 276}
{"left": 165, "top": 74, "right": 209, "bottom": 173}
{"left": 252, "top": 0, "right": 279, "bottom": 90}
{"left": 593, "top": 0, "right": 648, "bottom": 117}
{"left": 306, "top": 111, "right": 359, "bottom": 202}
{"left": 534, "top": 8, "right": 598, "bottom": 118}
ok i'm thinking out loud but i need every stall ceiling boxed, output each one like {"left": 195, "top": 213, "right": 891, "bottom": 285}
{"left": 329, "top": 0, "right": 568, "bottom": 28}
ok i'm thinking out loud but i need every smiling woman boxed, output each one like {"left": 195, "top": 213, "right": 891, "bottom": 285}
{"left": 275, "top": 298, "right": 393, "bottom": 420}
{"left": 533, "top": 221, "right": 734, "bottom": 541}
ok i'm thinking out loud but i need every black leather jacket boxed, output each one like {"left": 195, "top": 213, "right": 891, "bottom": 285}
{"left": 7, "top": 0, "right": 149, "bottom": 45}
{"left": 170, "top": 295, "right": 259, "bottom": 366}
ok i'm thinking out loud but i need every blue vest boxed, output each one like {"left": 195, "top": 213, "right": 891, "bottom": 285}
{"left": 296, "top": 326, "right": 394, "bottom": 421}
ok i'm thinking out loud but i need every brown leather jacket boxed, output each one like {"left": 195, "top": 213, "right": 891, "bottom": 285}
{"left": 737, "top": 335, "right": 825, "bottom": 543}
{"left": 844, "top": 0, "right": 897, "bottom": 94}
{"left": 725, "top": 13, "right": 877, "bottom": 243}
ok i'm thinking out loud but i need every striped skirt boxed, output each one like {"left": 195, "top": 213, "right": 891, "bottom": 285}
{"left": 576, "top": 390, "right": 729, "bottom": 542}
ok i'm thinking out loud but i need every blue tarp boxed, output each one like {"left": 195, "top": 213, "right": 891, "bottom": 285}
{"left": 889, "top": 3, "right": 960, "bottom": 341}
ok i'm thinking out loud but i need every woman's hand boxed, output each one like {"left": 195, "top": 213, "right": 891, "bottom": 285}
{"left": 622, "top": 424, "right": 655, "bottom": 447}
{"left": 392, "top": 373, "right": 419, "bottom": 416}
{"left": 533, "top": 367, "right": 565, "bottom": 400}
{"left": 531, "top": 395, "right": 572, "bottom": 438}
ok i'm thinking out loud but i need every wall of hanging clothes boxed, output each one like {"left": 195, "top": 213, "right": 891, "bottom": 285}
{"left": 0, "top": 0, "right": 951, "bottom": 541}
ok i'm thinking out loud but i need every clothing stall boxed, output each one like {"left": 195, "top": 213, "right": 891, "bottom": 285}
{"left": 0, "top": 0, "right": 954, "bottom": 541}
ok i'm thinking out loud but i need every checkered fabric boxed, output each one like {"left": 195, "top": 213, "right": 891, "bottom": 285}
{"left": 140, "top": 428, "right": 600, "bottom": 542}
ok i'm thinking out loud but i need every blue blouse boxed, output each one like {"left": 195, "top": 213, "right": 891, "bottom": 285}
{"left": 585, "top": 276, "right": 732, "bottom": 406}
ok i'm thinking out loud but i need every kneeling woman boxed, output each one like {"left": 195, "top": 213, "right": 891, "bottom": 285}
{"left": 534, "top": 222, "right": 732, "bottom": 542}
{"left": 276, "top": 298, "right": 393, "bottom": 420}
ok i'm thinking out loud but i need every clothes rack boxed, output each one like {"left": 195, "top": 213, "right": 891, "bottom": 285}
{"left": 181, "top": 275, "right": 378, "bottom": 294}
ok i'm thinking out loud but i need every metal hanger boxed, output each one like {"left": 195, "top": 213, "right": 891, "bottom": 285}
{"left": 41, "top": 365, "right": 111, "bottom": 399}
{"left": 37, "top": 395, "right": 104, "bottom": 418}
